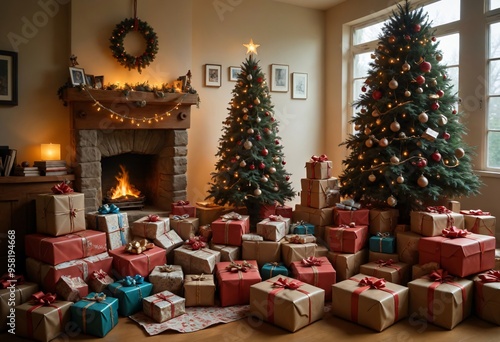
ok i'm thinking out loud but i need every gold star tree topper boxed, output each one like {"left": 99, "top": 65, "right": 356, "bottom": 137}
{"left": 243, "top": 39, "right": 260, "bottom": 55}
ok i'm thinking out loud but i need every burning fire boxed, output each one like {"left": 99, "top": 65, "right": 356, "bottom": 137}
{"left": 109, "top": 165, "right": 141, "bottom": 200}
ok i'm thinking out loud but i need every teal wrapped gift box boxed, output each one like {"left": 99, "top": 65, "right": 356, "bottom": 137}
{"left": 108, "top": 276, "right": 153, "bottom": 316}
{"left": 369, "top": 234, "right": 396, "bottom": 254}
{"left": 260, "top": 262, "right": 289, "bottom": 280}
{"left": 292, "top": 222, "right": 315, "bottom": 235}
{"left": 71, "top": 292, "right": 119, "bottom": 337}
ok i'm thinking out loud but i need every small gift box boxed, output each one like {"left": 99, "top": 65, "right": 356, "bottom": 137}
{"left": 174, "top": 246, "right": 221, "bottom": 274}
{"left": 305, "top": 154, "right": 332, "bottom": 179}
{"left": 108, "top": 275, "right": 153, "bottom": 316}
{"left": 290, "top": 256, "right": 336, "bottom": 301}
{"left": 260, "top": 262, "right": 289, "bottom": 280}
{"left": 25, "top": 230, "right": 107, "bottom": 266}
{"left": 412, "top": 262, "right": 440, "bottom": 280}
{"left": 333, "top": 207, "right": 370, "bottom": 227}
{"left": 1, "top": 280, "right": 38, "bottom": 332}
{"left": 149, "top": 264, "right": 184, "bottom": 295}
{"left": 209, "top": 243, "right": 241, "bottom": 262}
{"left": 195, "top": 201, "right": 234, "bottom": 226}
{"left": 71, "top": 292, "right": 119, "bottom": 337}
{"left": 171, "top": 200, "right": 196, "bottom": 217}
{"left": 15, "top": 291, "right": 72, "bottom": 342}
{"left": 275, "top": 204, "right": 293, "bottom": 219}
{"left": 143, "top": 290, "right": 186, "bottom": 323}
{"left": 36, "top": 191, "right": 85, "bottom": 237}
{"left": 256, "top": 215, "right": 290, "bottom": 241}
{"left": 169, "top": 214, "right": 199, "bottom": 240}
{"left": 55, "top": 275, "right": 88, "bottom": 302}
{"left": 448, "top": 200, "right": 461, "bottom": 213}
{"left": 211, "top": 212, "right": 250, "bottom": 246}
{"left": 291, "top": 221, "right": 315, "bottom": 235}
{"left": 369, "top": 208, "right": 399, "bottom": 235}
{"left": 87, "top": 208, "right": 132, "bottom": 250}
{"left": 153, "top": 229, "right": 184, "bottom": 253}
{"left": 241, "top": 240, "right": 282, "bottom": 267}
{"left": 327, "top": 249, "right": 368, "bottom": 282}
{"left": 281, "top": 242, "right": 317, "bottom": 267}
{"left": 410, "top": 207, "right": 464, "bottom": 236}
{"left": 132, "top": 215, "right": 170, "bottom": 239}
{"left": 327, "top": 225, "right": 368, "bottom": 253}
{"left": 184, "top": 274, "right": 215, "bottom": 307}
{"left": 285, "top": 234, "right": 317, "bottom": 244}
{"left": 109, "top": 243, "right": 166, "bottom": 278}
{"left": 88, "top": 269, "right": 114, "bottom": 293}
{"left": 293, "top": 205, "right": 333, "bottom": 227}
{"left": 216, "top": 260, "right": 262, "bottom": 307}
{"left": 369, "top": 233, "right": 396, "bottom": 253}
{"left": 408, "top": 270, "right": 473, "bottom": 329}
{"left": 199, "top": 224, "right": 212, "bottom": 242}
{"left": 368, "top": 251, "right": 399, "bottom": 263}
{"left": 473, "top": 270, "right": 500, "bottom": 325}
{"left": 461, "top": 209, "right": 496, "bottom": 236}
{"left": 396, "top": 231, "right": 421, "bottom": 265}
{"left": 332, "top": 274, "right": 408, "bottom": 331}
{"left": 300, "top": 178, "right": 339, "bottom": 209}
{"left": 359, "top": 259, "right": 410, "bottom": 285}
{"left": 249, "top": 275, "right": 325, "bottom": 332}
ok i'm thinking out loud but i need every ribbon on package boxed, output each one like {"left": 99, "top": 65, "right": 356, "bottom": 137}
{"left": 310, "top": 154, "right": 328, "bottom": 164}
{"left": 174, "top": 200, "right": 190, "bottom": 206}
{"left": 375, "top": 259, "right": 402, "bottom": 283}
{"left": 426, "top": 206, "right": 452, "bottom": 214}
{"left": 267, "top": 277, "right": 311, "bottom": 324}
{"left": 221, "top": 212, "right": 242, "bottom": 221}
{"left": 51, "top": 181, "right": 73, "bottom": 194}
{"left": 90, "top": 269, "right": 109, "bottom": 281}
{"left": 426, "top": 270, "right": 466, "bottom": 322}
{"left": 146, "top": 214, "right": 161, "bottom": 222}
{"left": 376, "top": 232, "right": 391, "bottom": 252}
{"left": 460, "top": 209, "right": 491, "bottom": 216}
{"left": 0, "top": 273, "right": 24, "bottom": 288}
{"left": 151, "top": 293, "right": 177, "bottom": 319}
{"left": 124, "top": 274, "right": 144, "bottom": 287}
{"left": 159, "top": 264, "right": 175, "bottom": 273}
{"left": 268, "top": 215, "right": 285, "bottom": 222}
{"left": 301, "top": 256, "right": 323, "bottom": 267}
{"left": 185, "top": 236, "right": 206, "bottom": 250}
{"left": 27, "top": 291, "right": 62, "bottom": 338}
{"left": 125, "top": 239, "right": 154, "bottom": 254}
{"left": 225, "top": 261, "right": 253, "bottom": 273}
{"left": 98, "top": 204, "right": 120, "bottom": 215}
{"left": 442, "top": 226, "right": 469, "bottom": 238}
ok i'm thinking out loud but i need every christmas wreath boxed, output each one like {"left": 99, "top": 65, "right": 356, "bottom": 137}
{"left": 109, "top": 18, "right": 159, "bottom": 73}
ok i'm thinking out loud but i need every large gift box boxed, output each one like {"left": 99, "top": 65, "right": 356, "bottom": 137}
{"left": 55, "top": 275, "right": 88, "bottom": 302}
{"left": 88, "top": 269, "right": 114, "bottom": 293}
{"left": 281, "top": 242, "right": 317, "bottom": 267}
{"left": 461, "top": 210, "right": 496, "bottom": 236}
{"left": 332, "top": 274, "right": 408, "bottom": 331}
{"left": 249, "top": 275, "right": 325, "bottom": 332}
{"left": 327, "top": 249, "right": 368, "bottom": 282}
{"left": 169, "top": 215, "right": 199, "bottom": 240}
{"left": 408, "top": 270, "right": 473, "bottom": 329}
{"left": 276, "top": 204, "right": 293, "bottom": 219}
{"left": 15, "top": 292, "right": 72, "bottom": 342}
{"left": 327, "top": 225, "right": 368, "bottom": 253}
{"left": 171, "top": 200, "right": 196, "bottom": 217}
{"left": 241, "top": 240, "right": 281, "bottom": 267}
{"left": 109, "top": 244, "right": 166, "bottom": 278}
{"left": 1, "top": 281, "right": 38, "bottom": 332}
{"left": 260, "top": 262, "right": 289, "bottom": 280}
{"left": 195, "top": 201, "right": 234, "bottom": 226}
{"left": 300, "top": 178, "right": 339, "bottom": 209}
{"left": 369, "top": 251, "right": 399, "bottom": 262}
{"left": 418, "top": 229, "right": 496, "bottom": 277}
{"left": 396, "top": 231, "right": 421, "bottom": 265}
{"left": 153, "top": 229, "right": 184, "bottom": 253}
{"left": 473, "top": 270, "right": 500, "bottom": 325}
{"left": 410, "top": 209, "right": 464, "bottom": 236}
{"left": 108, "top": 275, "right": 153, "bottom": 316}
{"left": 210, "top": 243, "right": 241, "bottom": 262}
{"left": 71, "top": 292, "right": 119, "bottom": 337}
{"left": 174, "top": 246, "right": 221, "bottom": 274}
{"left": 290, "top": 256, "right": 336, "bottom": 301}
{"left": 359, "top": 260, "right": 410, "bottom": 285}
{"left": 87, "top": 211, "right": 132, "bottom": 250}
{"left": 211, "top": 212, "right": 250, "bottom": 246}
{"left": 143, "top": 290, "right": 186, "bottom": 323}
{"left": 256, "top": 216, "right": 290, "bottom": 241}
{"left": 149, "top": 264, "right": 184, "bottom": 295}
{"left": 333, "top": 208, "right": 370, "bottom": 226}
{"left": 25, "top": 230, "right": 107, "bottom": 265}
{"left": 216, "top": 260, "right": 262, "bottom": 307}
{"left": 369, "top": 208, "right": 399, "bottom": 235}
{"left": 132, "top": 215, "right": 170, "bottom": 239}
{"left": 306, "top": 156, "right": 333, "bottom": 179}
{"left": 369, "top": 233, "right": 396, "bottom": 253}
{"left": 36, "top": 192, "right": 86, "bottom": 236}
{"left": 26, "top": 252, "right": 113, "bottom": 293}
{"left": 184, "top": 274, "right": 215, "bottom": 307}
{"left": 293, "top": 205, "right": 333, "bottom": 227}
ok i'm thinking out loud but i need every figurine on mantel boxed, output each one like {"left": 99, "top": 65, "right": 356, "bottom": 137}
{"left": 70, "top": 54, "right": 78, "bottom": 67}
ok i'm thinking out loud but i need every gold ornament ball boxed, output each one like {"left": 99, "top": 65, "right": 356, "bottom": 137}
{"left": 269, "top": 167, "right": 277, "bottom": 173}
{"left": 379, "top": 137, "right": 389, "bottom": 147}
{"left": 402, "top": 62, "right": 411, "bottom": 71}
{"left": 438, "top": 115, "right": 448, "bottom": 126}
{"left": 436, "top": 54, "right": 443, "bottom": 61}
{"left": 355, "top": 124, "right": 361, "bottom": 131}
{"left": 243, "top": 140, "right": 253, "bottom": 149}
{"left": 273, "top": 186, "right": 279, "bottom": 192}
{"left": 387, "top": 195, "right": 397, "bottom": 207}
{"left": 388, "top": 35, "right": 396, "bottom": 44}
{"left": 364, "top": 127, "right": 371, "bottom": 135}
{"left": 455, "top": 148, "right": 465, "bottom": 158}
{"left": 397, "top": 175, "right": 405, "bottom": 184}
{"left": 390, "top": 156, "right": 400, "bottom": 164}
{"left": 254, "top": 188, "right": 262, "bottom": 196}
{"left": 390, "top": 121, "right": 400, "bottom": 132}
{"left": 254, "top": 98, "right": 261, "bottom": 105}
{"left": 389, "top": 79, "right": 399, "bottom": 89}
{"left": 368, "top": 174, "right": 376, "bottom": 182}
{"left": 247, "top": 128, "right": 254, "bottom": 134}
{"left": 240, "top": 160, "right": 247, "bottom": 167}
{"left": 243, "top": 114, "right": 249, "bottom": 120}
{"left": 372, "top": 109, "right": 380, "bottom": 117}
{"left": 404, "top": 90, "right": 411, "bottom": 97}
{"left": 255, "top": 116, "right": 261, "bottom": 123}
{"left": 261, "top": 176, "right": 268, "bottom": 182}
{"left": 416, "top": 87, "right": 423, "bottom": 94}
{"left": 365, "top": 139, "right": 373, "bottom": 148}
{"left": 418, "top": 112, "right": 428, "bottom": 123}
{"left": 417, "top": 175, "right": 429, "bottom": 187}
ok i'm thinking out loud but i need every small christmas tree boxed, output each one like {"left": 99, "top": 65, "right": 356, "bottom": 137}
{"left": 339, "top": 1, "right": 481, "bottom": 217}
{"left": 207, "top": 40, "right": 295, "bottom": 224}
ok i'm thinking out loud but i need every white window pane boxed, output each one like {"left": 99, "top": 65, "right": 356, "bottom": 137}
{"left": 422, "top": 0, "right": 460, "bottom": 26}
{"left": 353, "top": 21, "right": 387, "bottom": 45}
{"left": 353, "top": 52, "right": 372, "bottom": 78}
{"left": 490, "top": 0, "right": 500, "bottom": 11}
{"left": 437, "top": 33, "right": 459, "bottom": 66}
{"left": 488, "top": 97, "right": 500, "bottom": 129}
{"left": 488, "top": 60, "right": 500, "bottom": 94}
{"left": 353, "top": 79, "right": 365, "bottom": 103}
{"left": 489, "top": 22, "right": 500, "bottom": 58}
{"left": 487, "top": 132, "right": 500, "bottom": 168}
{"left": 446, "top": 66, "right": 459, "bottom": 94}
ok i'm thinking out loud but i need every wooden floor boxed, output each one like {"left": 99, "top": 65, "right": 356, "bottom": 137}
{"left": 4, "top": 310, "right": 500, "bottom": 342}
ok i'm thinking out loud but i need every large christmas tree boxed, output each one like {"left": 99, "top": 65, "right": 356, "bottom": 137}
{"left": 207, "top": 40, "right": 295, "bottom": 223}
{"left": 339, "top": 1, "right": 481, "bottom": 217}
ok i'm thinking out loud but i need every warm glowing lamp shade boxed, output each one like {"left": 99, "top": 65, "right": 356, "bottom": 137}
{"left": 41, "top": 143, "right": 61, "bottom": 161}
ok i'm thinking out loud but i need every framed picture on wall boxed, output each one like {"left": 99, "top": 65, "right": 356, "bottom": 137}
{"left": 229, "top": 66, "right": 241, "bottom": 81}
{"left": 204, "top": 64, "right": 222, "bottom": 87}
{"left": 0, "top": 50, "right": 18, "bottom": 106}
{"left": 69, "top": 67, "right": 86, "bottom": 86}
{"left": 270, "top": 64, "right": 289, "bottom": 92}
{"left": 292, "top": 72, "right": 308, "bottom": 99}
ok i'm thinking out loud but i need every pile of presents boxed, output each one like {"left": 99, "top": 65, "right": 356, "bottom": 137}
{"left": 2, "top": 157, "right": 500, "bottom": 341}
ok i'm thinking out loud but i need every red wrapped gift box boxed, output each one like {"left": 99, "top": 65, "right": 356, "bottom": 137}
{"left": 109, "top": 245, "right": 166, "bottom": 278}
{"left": 333, "top": 208, "right": 370, "bottom": 226}
{"left": 171, "top": 200, "right": 196, "bottom": 217}
{"left": 259, "top": 203, "right": 277, "bottom": 219}
{"left": 327, "top": 225, "right": 368, "bottom": 253}
{"left": 275, "top": 205, "right": 293, "bottom": 219}
{"left": 211, "top": 213, "right": 250, "bottom": 246}
{"left": 215, "top": 260, "right": 262, "bottom": 307}
{"left": 290, "top": 256, "right": 336, "bottom": 301}
{"left": 25, "top": 230, "right": 107, "bottom": 265}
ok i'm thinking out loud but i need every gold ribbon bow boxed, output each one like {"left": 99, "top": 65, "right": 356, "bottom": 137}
{"left": 125, "top": 239, "right": 154, "bottom": 254}
{"left": 226, "top": 261, "right": 252, "bottom": 273}
{"left": 221, "top": 212, "right": 242, "bottom": 221}
{"left": 191, "top": 274, "right": 206, "bottom": 281}
{"left": 84, "top": 293, "right": 107, "bottom": 302}
{"left": 159, "top": 264, "right": 175, "bottom": 273}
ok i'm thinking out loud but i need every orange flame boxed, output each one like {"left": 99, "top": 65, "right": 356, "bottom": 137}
{"left": 109, "top": 165, "right": 141, "bottom": 199}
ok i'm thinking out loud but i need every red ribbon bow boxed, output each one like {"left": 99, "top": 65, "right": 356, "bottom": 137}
{"left": 90, "top": 269, "right": 108, "bottom": 280}
{"left": 461, "top": 209, "right": 490, "bottom": 216}
{"left": 358, "top": 277, "right": 386, "bottom": 289}
{"left": 185, "top": 236, "right": 207, "bottom": 250}
{"left": 31, "top": 291, "right": 57, "bottom": 305}
{"left": 428, "top": 269, "right": 454, "bottom": 283}
{"left": 51, "top": 181, "right": 74, "bottom": 194}
{"left": 268, "top": 215, "right": 284, "bottom": 222}
{"left": 156, "top": 293, "right": 175, "bottom": 301}
{"left": 426, "top": 206, "right": 451, "bottom": 214}
{"left": 146, "top": 214, "right": 160, "bottom": 222}
{"left": 479, "top": 270, "right": 500, "bottom": 283}
{"left": 272, "top": 277, "right": 302, "bottom": 290}
{"left": 376, "top": 259, "right": 394, "bottom": 267}
{"left": 0, "top": 273, "right": 24, "bottom": 288}
{"left": 442, "top": 226, "right": 469, "bottom": 238}
{"left": 175, "top": 200, "right": 190, "bottom": 206}
{"left": 301, "top": 256, "right": 323, "bottom": 267}
{"left": 310, "top": 154, "right": 328, "bottom": 163}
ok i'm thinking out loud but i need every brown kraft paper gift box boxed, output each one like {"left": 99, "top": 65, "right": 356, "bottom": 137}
{"left": 149, "top": 264, "right": 184, "bottom": 295}
{"left": 369, "top": 208, "right": 399, "bottom": 235}
{"left": 359, "top": 260, "right": 410, "bottom": 285}
{"left": 173, "top": 246, "right": 221, "bottom": 274}
{"left": 241, "top": 240, "right": 281, "bottom": 267}
{"left": 184, "top": 274, "right": 216, "bottom": 307}
{"left": 36, "top": 192, "right": 86, "bottom": 236}
{"left": 396, "top": 231, "right": 421, "bottom": 265}
{"left": 294, "top": 204, "right": 333, "bottom": 227}
{"left": 300, "top": 178, "right": 339, "bottom": 209}
{"left": 1, "top": 282, "right": 39, "bottom": 332}
{"left": 327, "top": 249, "right": 368, "bottom": 282}
{"left": 410, "top": 210, "right": 464, "bottom": 236}
{"left": 281, "top": 242, "right": 317, "bottom": 267}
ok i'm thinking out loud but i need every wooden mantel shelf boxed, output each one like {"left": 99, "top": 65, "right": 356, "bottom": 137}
{"left": 63, "top": 88, "right": 199, "bottom": 130}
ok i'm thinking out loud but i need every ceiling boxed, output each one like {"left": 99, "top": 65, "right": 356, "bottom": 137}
{"left": 272, "top": 0, "right": 346, "bottom": 10}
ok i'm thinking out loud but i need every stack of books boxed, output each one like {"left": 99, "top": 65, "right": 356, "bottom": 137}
{"left": 0, "top": 146, "right": 17, "bottom": 176}
{"left": 34, "top": 160, "right": 68, "bottom": 176}
{"left": 13, "top": 166, "right": 40, "bottom": 177}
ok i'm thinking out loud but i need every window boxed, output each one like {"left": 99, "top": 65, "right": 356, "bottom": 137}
{"left": 487, "top": 21, "right": 500, "bottom": 168}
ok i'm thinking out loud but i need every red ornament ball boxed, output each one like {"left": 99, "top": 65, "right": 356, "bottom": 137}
{"left": 261, "top": 148, "right": 269, "bottom": 156}
{"left": 430, "top": 102, "right": 440, "bottom": 111}
{"left": 361, "top": 86, "right": 367, "bottom": 92}
{"left": 285, "top": 176, "right": 290, "bottom": 181}
{"left": 452, "top": 109, "right": 457, "bottom": 115}
{"left": 443, "top": 132, "right": 451, "bottom": 140}
{"left": 237, "top": 140, "right": 242, "bottom": 145}
{"left": 417, "top": 159, "right": 427, "bottom": 168}
{"left": 431, "top": 36, "right": 437, "bottom": 42}
{"left": 416, "top": 75, "right": 425, "bottom": 85}
{"left": 231, "top": 158, "right": 237, "bottom": 163}
{"left": 419, "top": 61, "right": 432, "bottom": 73}
{"left": 257, "top": 77, "right": 263, "bottom": 83}
{"left": 372, "top": 90, "right": 383, "bottom": 100}
{"left": 431, "top": 151, "right": 442, "bottom": 162}
{"left": 255, "top": 135, "right": 262, "bottom": 141}
{"left": 413, "top": 24, "right": 421, "bottom": 32}
{"left": 265, "top": 111, "right": 270, "bottom": 116}
{"left": 271, "top": 117, "right": 276, "bottom": 122}
{"left": 253, "top": 65, "right": 257, "bottom": 70}
{"left": 259, "top": 162, "right": 265, "bottom": 169}
{"left": 248, "top": 104, "right": 253, "bottom": 109}
{"left": 249, "top": 164, "right": 256, "bottom": 170}
{"left": 275, "top": 139, "right": 280, "bottom": 145}
{"left": 436, "top": 90, "right": 444, "bottom": 98}
{"left": 404, "top": 34, "right": 411, "bottom": 41}
{"left": 282, "top": 161, "right": 286, "bottom": 165}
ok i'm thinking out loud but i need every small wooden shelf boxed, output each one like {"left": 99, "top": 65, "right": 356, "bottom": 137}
{"left": 0, "top": 174, "right": 75, "bottom": 184}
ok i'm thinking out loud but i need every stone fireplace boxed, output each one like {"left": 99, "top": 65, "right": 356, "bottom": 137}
{"left": 64, "top": 88, "right": 198, "bottom": 213}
